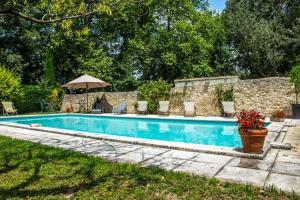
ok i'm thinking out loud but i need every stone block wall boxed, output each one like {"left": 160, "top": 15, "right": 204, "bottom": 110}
{"left": 234, "top": 77, "right": 295, "bottom": 116}
{"left": 174, "top": 76, "right": 238, "bottom": 88}
{"left": 169, "top": 86, "right": 222, "bottom": 116}
{"left": 61, "top": 91, "right": 138, "bottom": 113}
{"left": 61, "top": 76, "right": 296, "bottom": 117}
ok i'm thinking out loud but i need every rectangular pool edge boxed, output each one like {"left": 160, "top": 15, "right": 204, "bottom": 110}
{"left": 0, "top": 114, "right": 284, "bottom": 159}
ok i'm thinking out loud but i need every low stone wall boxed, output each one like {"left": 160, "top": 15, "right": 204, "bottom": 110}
{"left": 234, "top": 77, "right": 295, "bottom": 116}
{"left": 61, "top": 91, "right": 138, "bottom": 113}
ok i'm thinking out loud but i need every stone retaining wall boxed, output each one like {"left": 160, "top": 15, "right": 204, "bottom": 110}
{"left": 61, "top": 91, "right": 138, "bottom": 113}
{"left": 234, "top": 77, "right": 295, "bottom": 116}
{"left": 61, "top": 77, "right": 296, "bottom": 116}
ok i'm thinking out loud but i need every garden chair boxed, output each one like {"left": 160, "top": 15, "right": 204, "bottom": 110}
{"left": 40, "top": 101, "right": 51, "bottom": 112}
{"left": 137, "top": 101, "right": 148, "bottom": 114}
{"left": 2, "top": 101, "right": 18, "bottom": 116}
{"left": 113, "top": 102, "right": 127, "bottom": 114}
{"left": 222, "top": 101, "right": 235, "bottom": 117}
{"left": 184, "top": 101, "right": 195, "bottom": 117}
{"left": 92, "top": 103, "right": 103, "bottom": 114}
{"left": 158, "top": 101, "right": 170, "bottom": 115}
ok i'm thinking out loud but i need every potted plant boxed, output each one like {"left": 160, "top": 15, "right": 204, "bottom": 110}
{"left": 289, "top": 65, "right": 300, "bottom": 119}
{"left": 237, "top": 110, "right": 268, "bottom": 153}
{"left": 270, "top": 110, "right": 285, "bottom": 122}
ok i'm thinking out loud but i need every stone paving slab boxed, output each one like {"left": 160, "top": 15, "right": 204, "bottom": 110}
{"left": 272, "top": 162, "right": 300, "bottom": 176}
{"left": 191, "top": 153, "right": 233, "bottom": 165}
{"left": 114, "top": 151, "right": 156, "bottom": 163}
{"left": 215, "top": 166, "right": 269, "bottom": 187}
{"left": 156, "top": 149, "right": 199, "bottom": 160}
{"left": 265, "top": 173, "right": 300, "bottom": 193}
{"left": 227, "top": 158, "right": 273, "bottom": 171}
{"left": 174, "top": 161, "right": 224, "bottom": 177}
{"left": 142, "top": 157, "right": 188, "bottom": 171}
{"left": 276, "top": 152, "right": 300, "bottom": 164}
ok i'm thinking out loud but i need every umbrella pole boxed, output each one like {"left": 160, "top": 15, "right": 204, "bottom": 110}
{"left": 86, "top": 83, "right": 88, "bottom": 113}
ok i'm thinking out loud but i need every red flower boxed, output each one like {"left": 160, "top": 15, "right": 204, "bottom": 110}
{"left": 237, "top": 110, "right": 265, "bottom": 130}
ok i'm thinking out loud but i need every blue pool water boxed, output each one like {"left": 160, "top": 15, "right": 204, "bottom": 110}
{"left": 0, "top": 114, "right": 244, "bottom": 148}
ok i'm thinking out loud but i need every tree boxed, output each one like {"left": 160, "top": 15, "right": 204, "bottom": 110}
{"left": 0, "top": 65, "right": 24, "bottom": 102}
{"left": 0, "top": 0, "right": 111, "bottom": 24}
{"left": 138, "top": 80, "right": 172, "bottom": 113}
{"left": 45, "top": 48, "right": 56, "bottom": 86}
{"left": 224, "top": 0, "right": 300, "bottom": 78}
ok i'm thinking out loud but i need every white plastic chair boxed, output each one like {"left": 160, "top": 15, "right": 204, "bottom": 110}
{"left": 184, "top": 102, "right": 195, "bottom": 116}
{"left": 137, "top": 101, "right": 148, "bottom": 114}
{"left": 158, "top": 101, "right": 170, "bottom": 115}
{"left": 222, "top": 101, "right": 235, "bottom": 117}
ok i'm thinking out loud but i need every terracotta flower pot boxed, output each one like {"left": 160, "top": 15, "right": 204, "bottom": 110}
{"left": 238, "top": 128, "right": 268, "bottom": 154}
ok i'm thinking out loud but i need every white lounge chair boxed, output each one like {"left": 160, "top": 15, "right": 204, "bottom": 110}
{"left": 137, "top": 101, "right": 148, "bottom": 114}
{"left": 184, "top": 102, "right": 195, "bottom": 116}
{"left": 158, "top": 101, "right": 170, "bottom": 115}
{"left": 2, "top": 101, "right": 18, "bottom": 116}
{"left": 222, "top": 101, "right": 235, "bottom": 117}
{"left": 113, "top": 102, "right": 127, "bottom": 114}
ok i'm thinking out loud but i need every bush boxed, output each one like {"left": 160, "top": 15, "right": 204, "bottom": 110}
{"left": 138, "top": 80, "right": 172, "bottom": 113}
{"left": 0, "top": 66, "right": 24, "bottom": 103}
{"left": 289, "top": 65, "right": 300, "bottom": 103}
{"left": 16, "top": 85, "right": 49, "bottom": 113}
{"left": 49, "top": 87, "right": 64, "bottom": 111}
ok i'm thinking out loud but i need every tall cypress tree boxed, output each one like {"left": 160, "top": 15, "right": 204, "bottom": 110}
{"left": 45, "top": 48, "right": 56, "bottom": 86}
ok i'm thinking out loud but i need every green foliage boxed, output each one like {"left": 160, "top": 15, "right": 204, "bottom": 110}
{"left": 16, "top": 85, "right": 46, "bottom": 113}
{"left": 49, "top": 87, "right": 64, "bottom": 111}
{"left": 224, "top": 0, "right": 300, "bottom": 78}
{"left": 215, "top": 84, "right": 234, "bottom": 115}
{"left": 138, "top": 80, "right": 172, "bottom": 113}
{"left": 0, "top": 65, "right": 24, "bottom": 103}
{"left": 76, "top": 48, "right": 113, "bottom": 83}
{"left": 45, "top": 48, "right": 56, "bottom": 86}
{"left": 1, "top": 0, "right": 299, "bottom": 90}
{"left": 289, "top": 65, "right": 300, "bottom": 103}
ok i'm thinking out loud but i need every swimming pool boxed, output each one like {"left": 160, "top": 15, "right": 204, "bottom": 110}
{"left": 0, "top": 114, "right": 245, "bottom": 148}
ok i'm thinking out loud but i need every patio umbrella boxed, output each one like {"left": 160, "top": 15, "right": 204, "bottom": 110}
{"left": 62, "top": 74, "right": 110, "bottom": 112}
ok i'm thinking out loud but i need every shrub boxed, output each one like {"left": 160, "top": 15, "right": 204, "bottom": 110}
{"left": 138, "top": 80, "right": 172, "bottom": 114}
{"left": 289, "top": 65, "right": 300, "bottom": 103}
{"left": 16, "top": 84, "right": 51, "bottom": 113}
{"left": 215, "top": 84, "right": 234, "bottom": 115}
{"left": 0, "top": 66, "right": 24, "bottom": 103}
{"left": 49, "top": 88, "right": 63, "bottom": 111}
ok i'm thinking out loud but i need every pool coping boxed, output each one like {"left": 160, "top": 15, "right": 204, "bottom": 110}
{"left": 0, "top": 113, "right": 284, "bottom": 159}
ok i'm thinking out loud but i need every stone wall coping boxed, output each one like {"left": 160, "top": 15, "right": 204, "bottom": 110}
{"left": 174, "top": 76, "right": 239, "bottom": 83}
{"left": 237, "top": 77, "right": 290, "bottom": 82}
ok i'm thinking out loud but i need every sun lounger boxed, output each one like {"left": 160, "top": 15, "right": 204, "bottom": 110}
{"left": 137, "top": 101, "right": 148, "bottom": 114}
{"left": 184, "top": 101, "right": 195, "bottom": 116}
{"left": 222, "top": 101, "right": 235, "bottom": 117}
{"left": 158, "top": 101, "right": 170, "bottom": 115}
{"left": 2, "top": 101, "right": 18, "bottom": 116}
{"left": 113, "top": 102, "right": 127, "bottom": 114}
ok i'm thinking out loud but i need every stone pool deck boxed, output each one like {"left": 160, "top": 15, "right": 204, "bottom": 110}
{"left": 0, "top": 120, "right": 299, "bottom": 194}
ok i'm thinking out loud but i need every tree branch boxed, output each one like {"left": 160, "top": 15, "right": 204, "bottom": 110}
{"left": 0, "top": 9, "right": 98, "bottom": 24}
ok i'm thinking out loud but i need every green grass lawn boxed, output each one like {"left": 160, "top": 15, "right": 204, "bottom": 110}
{"left": 0, "top": 135, "right": 298, "bottom": 200}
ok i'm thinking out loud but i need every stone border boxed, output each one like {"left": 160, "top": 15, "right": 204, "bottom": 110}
{"left": 0, "top": 113, "right": 284, "bottom": 159}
